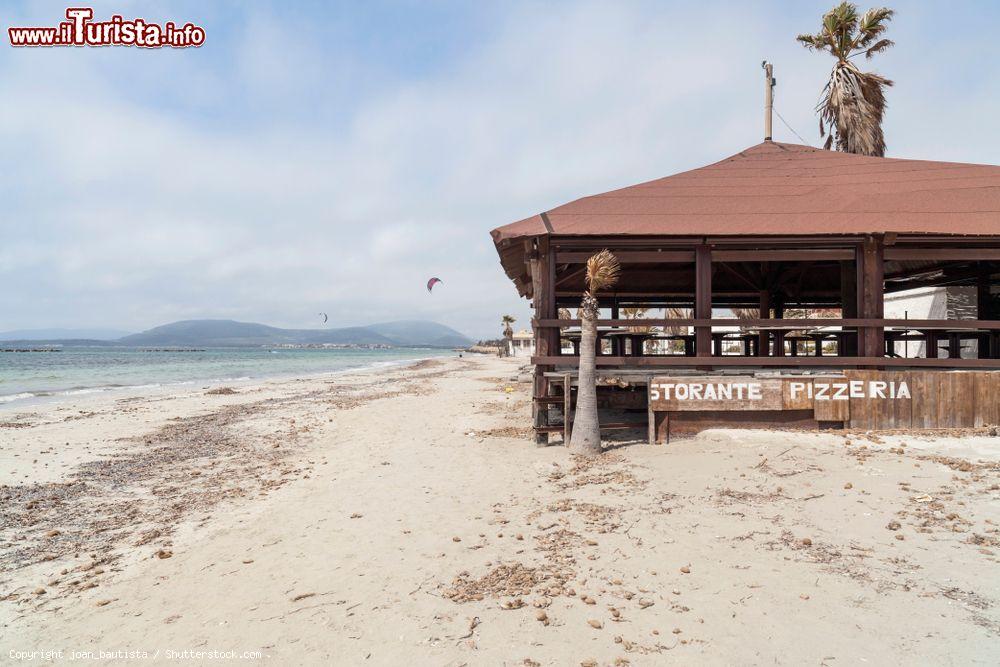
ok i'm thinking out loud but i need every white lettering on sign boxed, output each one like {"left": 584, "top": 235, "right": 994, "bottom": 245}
{"left": 650, "top": 382, "right": 767, "bottom": 401}
{"left": 653, "top": 379, "right": 912, "bottom": 403}
{"left": 787, "top": 380, "right": 910, "bottom": 400}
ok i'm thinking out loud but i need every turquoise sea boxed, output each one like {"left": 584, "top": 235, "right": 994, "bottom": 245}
{"left": 0, "top": 346, "right": 455, "bottom": 406}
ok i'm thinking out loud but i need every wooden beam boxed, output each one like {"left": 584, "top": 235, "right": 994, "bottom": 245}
{"left": 545, "top": 243, "right": 558, "bottom": 353}
{"left": 531, "top": 237, "right": 555, "bottom": 444}
{"left": 554, "top": 265, "right": 586, "bottom": 287}
{"left": 555, "top": 250, "right": 694, "bottom": 263}
{"left": 885, "top": 248, "right": 1000, "bottom": 261}
{"left": 979, "top": 265, "right": 996, "bottom": 319}
{"left": 695, "top": 245, "right": 712, "bottom": 357}
{"left": 554, "top": 291, "right": 826, "bottom": 299}
{"left": 717, "top": 262, "right": 761, "bottom": 291}
{"left": 712, "top": 249, "right": 854, "bottom": 262}
{"left": 860, "top": 235, "right": 885, "bottom": 359}
{"left": 841, "top": 261, "right": 858, "bottom": 356}
{"left": 757, "top": 290, "right": 770, "bottom": 357}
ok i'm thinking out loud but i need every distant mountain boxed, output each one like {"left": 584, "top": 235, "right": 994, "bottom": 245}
{"left": 114, "top": 319, "right": 472, "bottom": 348}
{"left": 0, "top": 327, "right": 132, "bottom": 341}
{"left": 367, "top": 320, "right": 473, "bottom": 347}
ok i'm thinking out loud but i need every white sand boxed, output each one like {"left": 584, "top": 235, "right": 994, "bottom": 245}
{"left": 2, "top": 356, "right": 999, "bottom": 665}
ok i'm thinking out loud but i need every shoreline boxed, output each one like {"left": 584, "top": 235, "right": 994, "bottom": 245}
{"left": 0, "top": 348, "right": 458, "bottom": 411}
{"left": 2, "top": 356, "right": 998, "bottom": 664}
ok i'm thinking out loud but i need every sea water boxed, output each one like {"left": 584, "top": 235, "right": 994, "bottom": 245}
{"left": 0, "top": 346, "right": 455, "bottom": 406}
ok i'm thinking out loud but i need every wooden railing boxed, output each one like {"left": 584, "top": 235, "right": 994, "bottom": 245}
{"left": 530, "top": 356, "right": 1000, "bottom": 368}
{"left": 530, "top": 318, "right": 1000, "bottom": 369}
{"left": 534, "top": 318, "right": 1000, "bottom": 330}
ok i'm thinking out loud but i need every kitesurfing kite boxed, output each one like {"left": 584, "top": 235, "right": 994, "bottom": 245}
{"left": 426, "top": 277, "right": 442, "bottom": 293}
{"left": 319, "top": 312, "right": 328, "bottom": 323}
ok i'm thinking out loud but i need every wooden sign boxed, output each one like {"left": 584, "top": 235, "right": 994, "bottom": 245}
{"left": 648, "top": 370, "right": 1000, "bottom": 436}
{"left": 649, "top": 377, "right": 783, "bottom": 411}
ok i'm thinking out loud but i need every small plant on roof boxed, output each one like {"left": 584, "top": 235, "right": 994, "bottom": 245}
{"left": 797, "top": 2, "right": 895, "bottom": 156}
{"left": 569, "top": 250, "right": 620, "bottom": 456}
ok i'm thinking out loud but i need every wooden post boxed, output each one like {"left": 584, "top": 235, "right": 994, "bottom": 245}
{"left": 773, "top": 296, "right": 785, "bottom": 357}
{"left": 763, "top": 61, "right": 774, "bottom": 141}
{"left": 978, "top": 264, "right": 995, "bottom": 318}
{"left": 757, "top": 290, "right": 770, "bottom": 356}
{"left": 530, "top": 237, "right": 555, "bottom": 444}
{"left": 923, "top": 330, "right": 939, "bottom": 359}
{"left": 979, "top": 266, "right": 995, "bottom": 359}
{"left": 840, "top": 261, "right": 858, "bottom": 357}
{"left": 545, "top": 244, "right": 559, "bottom": 356}
{"left": 695, "top": 245, "right": 712, "bottom": 358}
{"left": 860, "top": 235, "right": 885, "bottom": 360}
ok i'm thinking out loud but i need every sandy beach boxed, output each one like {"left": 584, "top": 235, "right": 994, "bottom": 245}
{"left": 2, "top": 355, "right": 999, "bottom": 665}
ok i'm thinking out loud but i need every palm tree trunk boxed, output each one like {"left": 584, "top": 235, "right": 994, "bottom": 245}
{"left": 569, "top": 293, "right": 601, "bottom": 455}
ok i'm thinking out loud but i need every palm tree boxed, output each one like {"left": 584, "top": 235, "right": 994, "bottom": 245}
{"left": 501, "top": 314, "right": 516, "bottom": 356}
{"left": 557, "top": 307, "right": 574, "bottom": 353}
{"left": 569, "top": 250, "right": 620, "bottom": 456}
{"left": 797, "top": 3, "right": 895, "bottom": 156}
{"left": 621, "top": 307, "right": 649, "bottom": 332}
{"left": 663, "top": 307, "right": 691, "bottom": 335}
{"left": 557, "top": 307, "right": 574, "bottom": 331}
{"left": 663, "top": 306, "right": 691, "bottom": 354}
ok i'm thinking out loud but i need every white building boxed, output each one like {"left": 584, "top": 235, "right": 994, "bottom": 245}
{"left": 885, "top": 286, "right": 977, "bottom": 358}
{"left": 511, "top": 329, "right": 534, "bottom": 355}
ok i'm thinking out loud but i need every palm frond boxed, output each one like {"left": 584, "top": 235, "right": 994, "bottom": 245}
{"left": 732, "top": 308, "right": 759, "bottom": 320}
{"left": 819, "top": 61, "right": 892, "bottom": 156}
{"left": 796, "top": 33, "right": 828, "bottom": 51}
{"left": 826, "top": 2, "right": 860, "bottom": 58}
{"left": 731, "top": 307, "right": 761, "bottom": 333}
{"left": 621, "top": 307, "right": 647, "bottom": 319}
{"left": 621, "top": 306, "right": 651, "bottom": 333}
{"left": 855, "top": 7, "right": 894, "bottom": 47}
{"left": 663, "top": 307, "right": 691, "bottom": 337}
{"left": 585, "top": 250, "right": 620, "bottom": 294}
{"left": 864, "top": 38, "right": 894, "bottom": 58}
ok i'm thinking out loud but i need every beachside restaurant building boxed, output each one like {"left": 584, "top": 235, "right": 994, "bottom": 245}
{"left": 490, "top": 141, "right": 1000, "bottom": 443}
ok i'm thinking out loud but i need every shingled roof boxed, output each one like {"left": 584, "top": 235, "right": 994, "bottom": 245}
{"left": 491, "top": 141, "right": 1000, "bottom": 243}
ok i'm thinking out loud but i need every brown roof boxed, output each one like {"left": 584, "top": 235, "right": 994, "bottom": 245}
{"left": 491, "top": 141, "right": 1000, "bottom": 242}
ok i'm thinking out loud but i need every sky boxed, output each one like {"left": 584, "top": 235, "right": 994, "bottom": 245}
{"left": 2, "top": 1, "right": 999, "bottom": 340}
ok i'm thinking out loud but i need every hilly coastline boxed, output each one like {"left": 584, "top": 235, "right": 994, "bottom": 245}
{"left": 1, "top": 319, "right": 473, "bottom": 349}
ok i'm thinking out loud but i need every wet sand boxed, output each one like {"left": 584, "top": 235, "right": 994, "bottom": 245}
{"left": 2, "top": 356, "right": 998, "bottom": 665}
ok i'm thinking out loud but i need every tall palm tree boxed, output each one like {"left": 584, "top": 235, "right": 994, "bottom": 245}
{"left": 501, "top": 314, "right": 516, "bottom": 356}
{"left": 569, "top": 250, "right": 620, "bottom": 456}
{"left": 797, "top": 3, "right": 895, "bottom": 156}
